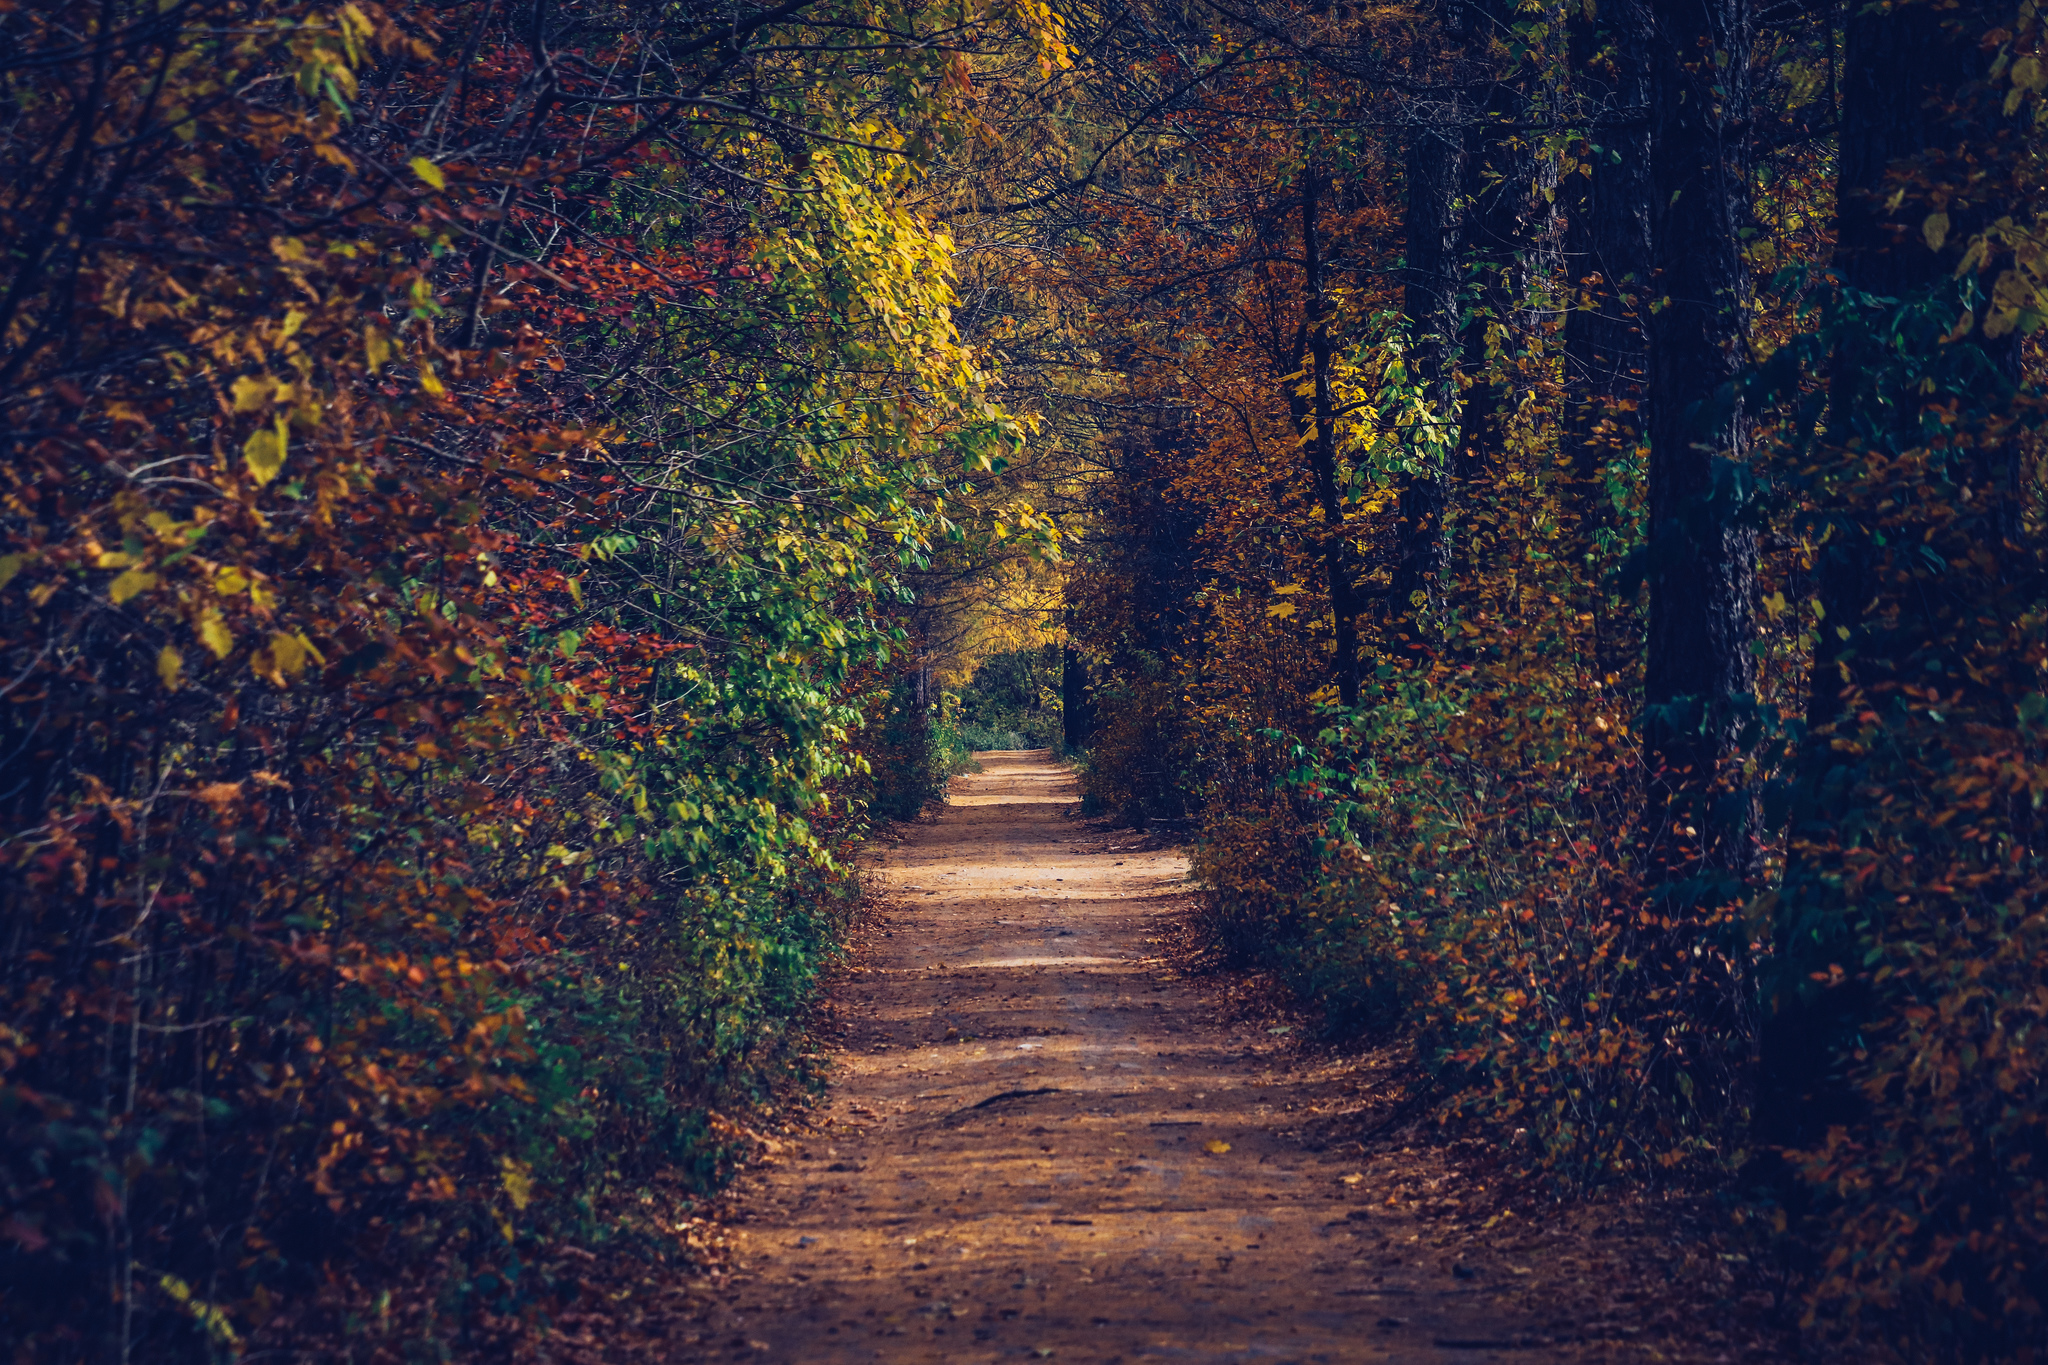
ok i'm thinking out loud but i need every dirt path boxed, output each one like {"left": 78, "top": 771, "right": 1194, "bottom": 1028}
{"left": 694, "top": 751, "right": 1600, "bottom": 1363}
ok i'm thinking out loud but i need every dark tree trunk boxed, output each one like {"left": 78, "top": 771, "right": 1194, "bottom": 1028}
{"left": 1298, "top": 166, "right": 1363, "bottom": 707}
{"left": 1453, "top": 0, "right": 1549, "bottom": 479}
{"left": 1561, "top": 0, "right": 1652, "bottom": 493}
{"left": 1803, "top": 7, "right": 2000, "bottom": 744}
{"left": 1560, "top": 0, "right": 1652, "bottom": 687}
{"left": 1392, "top": 116, "right": 1465, "bottom": 653}
{"left": 1757, "top": 4, "right": 2003, "bottom": 1155}
{"left": 1061, "top": 638, "right": 1094, "bottom": 751}
{"left": 1642, "top": 0, "right": 1758, "bottom": 881}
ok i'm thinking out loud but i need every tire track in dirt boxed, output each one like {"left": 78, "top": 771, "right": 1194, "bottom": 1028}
{"left": 700, "top": 751, "right": 1555, "bottom": 1363}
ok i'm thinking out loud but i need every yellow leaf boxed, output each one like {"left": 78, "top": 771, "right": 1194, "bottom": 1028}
{"left": 157, "top": 645, "right": 184, "bottom": 691}
{"left": 215, "top": 566, "right": 250, "bottom": 596}
{"left": 1265, "top": 601, "right": 1297, "bottom": 619}
{"left": 231, "top": 375, "right": 276, "bottom": 413}
{"left": 199, "top": 610, "right": 234, "bottom": 659}
{"left": 243, "top": 422, "right": 286, "bottom": 485}
{"left": 1203, "top": 1139, "right": 1231, "bottom": 1155}
{"left": 270, "top": 632, "right": 309, "bottom": 676}
{"left": 0, "top": 554, "right": 20, "bottom": 592}
{"left": 418, "top": 363, "right": 445, "bottom": 396}
{"left": 1339, "top": 1172, "right": 1365, "bottom": 1185}
{"left": 409, "top": 156, "right": 446, "bottom": 190}
{"left": 109, "top": 568, "right": 158, "bottom": 604}
{"left": 502, "top": 1158, "right": 534, "bottom": 1211}
{"left": 1923, "top": 211, "right": 1950, "bottom": 253}
{"left": 364, "top": 325, "right": 392, "bottom": 374}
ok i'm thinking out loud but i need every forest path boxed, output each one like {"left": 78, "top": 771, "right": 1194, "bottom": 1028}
{"left": 702, "top": 752, "right": 1550, "bottom": 1363}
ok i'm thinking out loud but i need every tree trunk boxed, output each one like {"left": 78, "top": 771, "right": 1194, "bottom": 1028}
{"left": 1803, "top": 7, "right": 1999, "bottom": 745}
{"left": 1758, "top": 2, "right": 2004, "bottom": 1155}
{"left": 1299, "top": 166, "right": 1363, "bottom": 707}
{"left": 1561, "top": 0, "right": 1652, "bottom": 496}
{"left": 1453, "top": 0, "right": 1549, "bottom": 480}
{"left": 1061, "top": 637, "right": 1094, "bottom": 750}
{"left": 1642, "top": 0, "right": 1757, "bottom": 882}
{"left": 1392, "top": 117, "right": 1465, "bottom": 654}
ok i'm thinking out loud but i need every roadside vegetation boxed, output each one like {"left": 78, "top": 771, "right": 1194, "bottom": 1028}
{"left": 4, "top": 1, "right": 2044, "bottom": 1361}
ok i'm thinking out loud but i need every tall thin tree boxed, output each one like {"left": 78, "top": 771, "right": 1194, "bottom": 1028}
{"left": 1641, "top": 0, "right": 1758, "bottom": 882}
{"left": 1392, "top": 21, "right": 1468, "bottom": 653}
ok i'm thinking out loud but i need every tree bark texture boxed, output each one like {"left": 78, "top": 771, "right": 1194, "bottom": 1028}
{"left": 1642, "top": 0, "right": 1757, "bottom": 875}
{"left": 1298, "top": 167, "right": 1364, "bottom": 707}
{"left": 1454, "top": 0, "right": 1551, "bottom": 479}
{"left": 1804, "top": 6, "right": 1998, "bottom": 743}
{"left": 1562, "top": 0, "right": 1652, "bottom": 491}
{"left": 1760, "top": 2, "right": 2011, "bottom": 1154}
{"left": 1393, "top": 116, "right": 1465, "bottom": 652}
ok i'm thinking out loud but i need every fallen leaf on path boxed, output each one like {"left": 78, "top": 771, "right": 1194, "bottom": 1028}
{"left": 1340, "top": 1172, "right": 1364, "bottom": 1185}
{"left": 1203, "top": 1139, "right": 1231, "bottom": 1155}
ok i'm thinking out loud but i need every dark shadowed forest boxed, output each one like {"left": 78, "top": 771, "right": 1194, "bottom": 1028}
{"left": 2, "top": 0, "right": 2044, "bottom": 1360}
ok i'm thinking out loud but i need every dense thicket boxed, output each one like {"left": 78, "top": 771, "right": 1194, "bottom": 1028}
{"left": 0, "top": 0, "right": 1062, "bottom": 1357}
{"left": 1040, "top": 1, "right": 2048, "bottom": 1358}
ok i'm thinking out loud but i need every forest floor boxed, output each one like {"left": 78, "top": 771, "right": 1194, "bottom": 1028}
{"left": 677, "top": 752, "right": 1797, "bottom": 1364}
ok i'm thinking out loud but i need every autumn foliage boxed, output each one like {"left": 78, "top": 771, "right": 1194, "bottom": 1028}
{"left": 9, "top": 0, "right": 2048, "bottom": 1358}
{"left": 0, "top": 0, "right": 1063, "bottom": 1357}
{"left": 1057, "top": 2, "right": 2048, "bottom": 1359}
